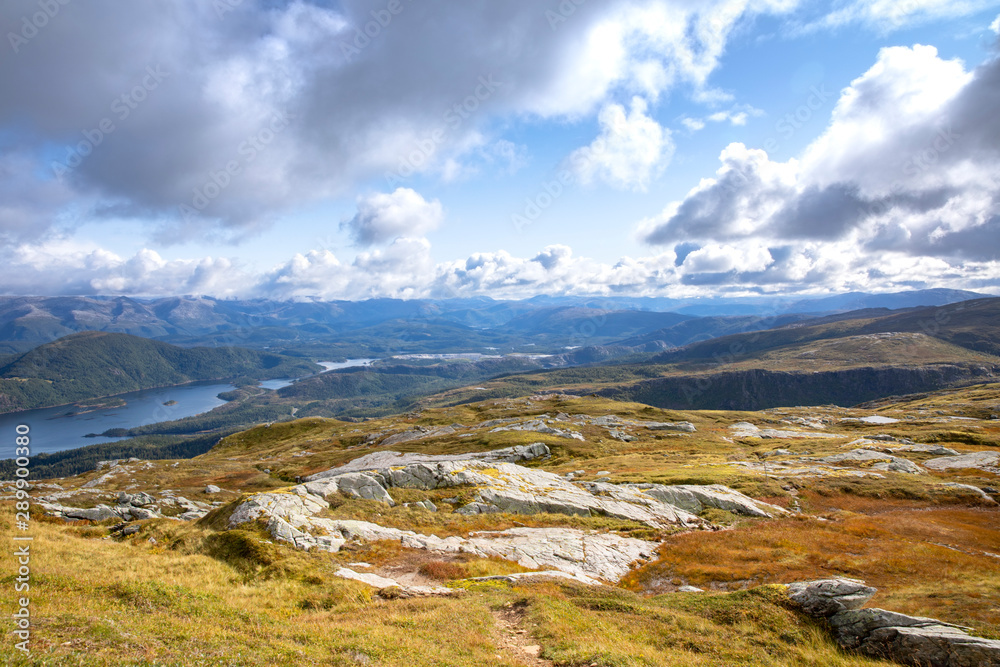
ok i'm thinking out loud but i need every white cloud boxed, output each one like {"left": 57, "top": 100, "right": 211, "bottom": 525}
{"left": 638, "top": 45, "right": 1000, "bottom": 288}
{"left": 2, "top": 241, "right": 250, "bottom": 297}
{"left": 342, "top": 188, "right": 444, "bottom": 246}
{"left": 0, "top": 0, "right": 803, "bottom": 245}
{"left": 991, "top": 13, "right": 1000, "bottom": 32}
{"left": 681, "top": 118, "right": 706, "bottom": 132}
{"left": 567, "top": 97, "right": 674, "bottom": 191}
{"left": 3, "top": 233, "right": 998, "bottom": 301}
{"left": 811, "top": 0, "right": 1000, "bottom": 31}
{"left": 680, "top": 244, "right": 774, "bottom": 274}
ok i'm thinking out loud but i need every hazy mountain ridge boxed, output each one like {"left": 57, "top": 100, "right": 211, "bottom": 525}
{"left": 653, "top": 297, "right": 1000, "bottom": 364}
{"left": 0, "top": 289, "right": 988, "bottom": 353}
{"left": 424, "top": 300, "right": 1000, "bottom": 412}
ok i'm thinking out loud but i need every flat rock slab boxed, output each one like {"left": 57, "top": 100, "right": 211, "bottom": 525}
{"left": 306, "top": 443, "right": 551, "bottom": 481}
{"left": 334, "top": 567, "right": 456, "bottom": 596}
{"left": 305, "top": 445, "right": 702, "bottom": 529}
{"left": 731, "top": 422, "right": 840, "bottom": 439}
{"left": 302, "top": 519, "right": 657, "bottom": 583}
{"left": 627, "top": 483, "right": 788, "bottom": 518}
{"left": 818, "top": 449, "right": 924, "bottom": 474}
{"left": 924, "top": 451, "right": 1000, "bottom": 474}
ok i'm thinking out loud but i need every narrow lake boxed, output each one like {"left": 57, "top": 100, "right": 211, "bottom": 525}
{"left": 0, "top": 358, "right": 376, "bottom": 456}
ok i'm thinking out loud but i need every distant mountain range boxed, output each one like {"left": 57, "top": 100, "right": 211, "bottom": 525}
{"left": 424, "top": 297, "right": 1000, "bottom": 412}
{"left": 0, "top": 289, "right": 989, "bottom": 353}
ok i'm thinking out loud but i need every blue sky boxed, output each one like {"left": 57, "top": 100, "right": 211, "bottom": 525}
{"left": 2, "top": 0, "right": 999, "bottom": 299}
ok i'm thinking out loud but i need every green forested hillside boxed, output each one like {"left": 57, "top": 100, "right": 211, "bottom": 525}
{"left": 0, "top": 331, "right": 320, "bottom": 413}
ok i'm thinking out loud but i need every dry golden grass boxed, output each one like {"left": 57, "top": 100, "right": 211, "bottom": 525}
{"left": 8, "top": 388, "right": 1000, "bottom": 664}
{"left": 622, "top": 504, "right": 1000, "bottom": 638}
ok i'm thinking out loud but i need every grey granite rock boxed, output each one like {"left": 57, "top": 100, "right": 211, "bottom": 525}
{"left": 645, "top": 421, "right": 697, "bottom": 433}
{"left": 787, "top": 578, "right": 1000, "bottom": 666}
{"left": 490, "top": 419, "right": 584, "bottom": 440}
{"left": 786, "top": 578, "right": 877, "bottom": 617}
{"left": 924, "top": 451, "right": 1000, "bottom": 474}
{"left": 819, "top": 449, "right": 924, "bottom": 474}
{"left": 63, "top": 505, "right": 121, "bottom": 522}
{"left": 830, "top": 608, "right": 1000, "bottom": 666}
{"left": 633, "top": 483, "right": 788, "bottom": 518}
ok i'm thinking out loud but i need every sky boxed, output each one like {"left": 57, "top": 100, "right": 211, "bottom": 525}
{"left": 1, "top": 0, "right": 999, "bottom": 301}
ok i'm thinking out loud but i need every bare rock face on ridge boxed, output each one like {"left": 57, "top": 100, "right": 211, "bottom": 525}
{"left": 226, "top": 444, "right": 789, "bottom": 582}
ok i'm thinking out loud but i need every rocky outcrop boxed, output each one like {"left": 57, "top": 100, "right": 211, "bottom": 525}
{"left": 643, "top": 421, "right": 697, "bottom": 432}
{"left": 62, "top": 505, "right": 122, "bottom": 522}
{"left": 307, "top": 443, "right": 550, "bottom": 481}
{"left": 225, "top": 445, "right": 810, "bottom": 582}
{"left": 236, "top": 511, "right": 657, "bottom": 582}
{"left": 786, "top": 578, "right": 1000, "bottom": 666}
{"left": 786, "top": 578, "right": 876, "bottom": 616}
{"left": 731, "top": 422, "right": 841, "bottom": 439}
{"left": 305, "top": 446, "right": 701, "bottom": 529}
{"left": 924, "top": 451, "right": 1000, "bottom": 474}
{"left": 379, "top": 425, "right": 458, "bottom": 447}
{"left": 846, "top": 438, "right": 960, "bottom": 457}
{"left": 489, "top": 419, "right": 584, "bottom": 440}
{"left": 831, "top": 609, "right": 1000, "bottom": 666}
{"left": 333, "top": 567, "right": 456, "bottom": 597}
{"left": 628, "top": 483, "right": 788, "bottom": 518}
{"left": 818, "top": 449, "right": 924, "bottom": 474}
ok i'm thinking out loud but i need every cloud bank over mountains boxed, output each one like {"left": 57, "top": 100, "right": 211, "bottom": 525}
{"left": 1, "top": 1, "right": 998, "bottom": 299}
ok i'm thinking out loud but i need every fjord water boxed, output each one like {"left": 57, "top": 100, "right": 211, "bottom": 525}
{"left": 1, "top": 358, "right": 375, "bottom": 456}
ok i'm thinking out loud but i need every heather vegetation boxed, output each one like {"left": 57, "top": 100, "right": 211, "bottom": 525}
{"left": 3, "top": 386, "right": 998, "bottom": 664}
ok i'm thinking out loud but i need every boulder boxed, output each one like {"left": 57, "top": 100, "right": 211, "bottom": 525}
{"left": 830, "top": 608, "right": 1000, "bottom": 666}
{"left": 305, "top": 472, "right": 396, "bottom": 506}
{"left": 63, "top": 505, "right": 120, "bottom": 522}
{"left": 787, "top": 578, "right": 1000, "bottom": 666}
{"left": 786, "top": 578, "right": 876, "bottom": 617}
{"left": 127, "top": 507, "right": 160, "bottom": 521}
{"left": 204, "top": 485, "right": 222, "bottom": 494}
{"left": 227, "top": 490, "right": 328, "bottom": 529}
{"left": 130, "top": 492, "right": 156, "bottom": 507}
